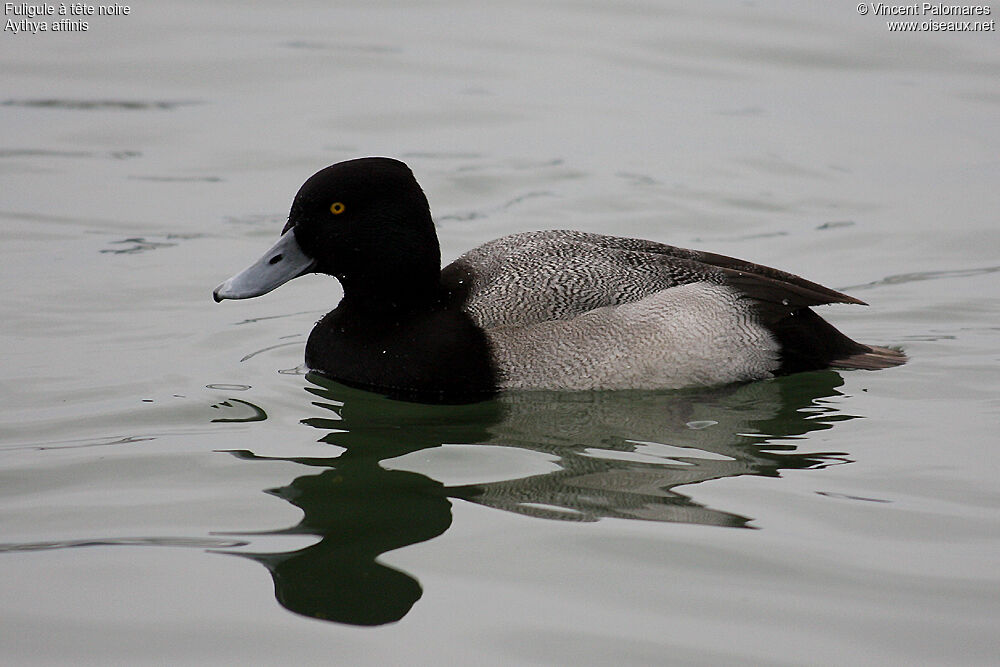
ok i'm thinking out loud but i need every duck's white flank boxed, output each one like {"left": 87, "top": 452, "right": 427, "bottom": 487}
{"left": 486, "top": 283, "right": 780, "bottom": 391}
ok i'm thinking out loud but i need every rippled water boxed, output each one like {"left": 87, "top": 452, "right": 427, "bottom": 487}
{"left": 2, "top": 2, "right": 998, "bottom": 664}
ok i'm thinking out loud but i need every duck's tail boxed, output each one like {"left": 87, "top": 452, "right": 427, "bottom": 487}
{"left": 830, "top": 344, "right": 907, "bottom": 370}
{"left": 769, "top": 307, "right": 907, "bottom": 375}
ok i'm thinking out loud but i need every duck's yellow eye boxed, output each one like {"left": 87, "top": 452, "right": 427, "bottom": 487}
{"left": 330, "top": 202, "right": 345, "bottom": 215}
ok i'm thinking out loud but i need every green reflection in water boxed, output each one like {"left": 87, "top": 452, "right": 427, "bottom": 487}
{"left": 227, "top": 464, "right": 449, "bottom": 625}
{"left": 221, "top": 370, "right": 856, "bottom": 626}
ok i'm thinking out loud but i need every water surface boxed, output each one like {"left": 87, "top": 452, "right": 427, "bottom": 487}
{"left": 2, "top": 2, "right": 998, "bottom": 664}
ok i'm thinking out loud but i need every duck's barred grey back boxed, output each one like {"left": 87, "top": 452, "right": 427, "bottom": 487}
{"left": 450, "top": 230, "right": 860, "bottom": 329}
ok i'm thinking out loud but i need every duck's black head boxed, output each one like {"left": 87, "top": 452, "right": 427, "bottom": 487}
{"left": 214, "top": 157, "right": 441, "bottom": 305}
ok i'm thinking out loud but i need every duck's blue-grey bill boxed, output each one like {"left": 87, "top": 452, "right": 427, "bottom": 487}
{"left": 213, "top": 230, "right": 315, "bottom": 302}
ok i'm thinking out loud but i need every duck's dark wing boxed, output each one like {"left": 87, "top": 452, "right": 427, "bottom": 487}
{"left": 553, "top": 231, "right": 866, "bottom": 307}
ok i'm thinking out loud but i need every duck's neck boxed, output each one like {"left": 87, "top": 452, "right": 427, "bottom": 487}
{"left": 337, "top": 265, "right": 443, "bottom": 319}
{"left": 335, "top": 208, "right": 444, "bottom": 316}
{"left": 339, "top": 286, "right": 442, "bottom": 320}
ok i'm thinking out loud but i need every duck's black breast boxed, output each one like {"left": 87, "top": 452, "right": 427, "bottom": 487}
{"left": 304, "top": 295, "right": 498, "bottom": 403}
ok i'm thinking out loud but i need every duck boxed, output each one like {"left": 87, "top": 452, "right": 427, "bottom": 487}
{"left": 214, "top": 157, "right": 905, "bottom": 402}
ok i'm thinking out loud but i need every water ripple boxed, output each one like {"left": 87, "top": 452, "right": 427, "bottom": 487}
{"left": 0, "top": 537, "right": 248, "bottom": 553}
{"left": 840, "top": 265, "right": 1000, "bottom": 292}
{"left": 240, "top": 341, "right": 304, "bottom": 361}
{"left": 2, "top": 99, "right": 198, "bottom": 111}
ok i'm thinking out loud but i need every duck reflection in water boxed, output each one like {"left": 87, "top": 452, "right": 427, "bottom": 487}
{"left": 220, "top": 371, "right": 856, "bottom": 626}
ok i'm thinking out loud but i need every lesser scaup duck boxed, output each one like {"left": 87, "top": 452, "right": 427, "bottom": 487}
{"left": 214, "top": 157, "right": 905, "bottom": 401}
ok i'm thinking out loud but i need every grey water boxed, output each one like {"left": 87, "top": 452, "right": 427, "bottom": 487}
{"left": 2, "top": 2, "right": 998, "bottom": 664}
